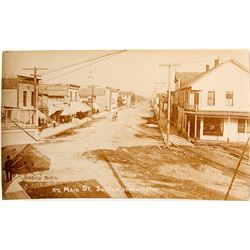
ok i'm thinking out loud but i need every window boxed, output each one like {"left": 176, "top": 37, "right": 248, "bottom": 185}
{"left": 70, "top": 91, "right": 73, "bottom": 101}
{"left": 226, "top": 91, "right": 233, "bottom": 106}
{"left": 194, "top": 93, "right": 199, "bottom": 106}
{"left": 75, "top": 91, "right": 77, "bottom": 100}
{"left": 207, "top": 91, "right": 215, "bottom": 106}
{"left": 23, "top": 91, "right": 27, "bottom": 106}
{"left": 238, "top": 119, "right": 245, "bottom": 133}
{"left": 203, "top": 118, "right": 223, "bottom": 136}
{"left": 31, "top": 91, "right": 35, "bottom": 106}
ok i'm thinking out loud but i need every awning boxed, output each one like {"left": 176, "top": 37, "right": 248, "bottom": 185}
{"left": 48, "top": 103, "right": 65, "bottom": 116}
{"left": 70, "top": 102, "right": 91, "bottom": 113}
{"left": 60, "top": 106, "right": 75, "bottom": 116}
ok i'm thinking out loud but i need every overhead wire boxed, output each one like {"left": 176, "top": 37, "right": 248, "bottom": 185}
{"left": 41, "top": 50, "right": 126, "bottom": 76}
{"left": 42, "top": 50, "right": 127, "bottom": 82}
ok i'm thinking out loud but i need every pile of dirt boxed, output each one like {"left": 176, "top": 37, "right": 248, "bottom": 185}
{"left": 2, "top": 144, "right": 51, "bottom": 174}
{"left": 80, "top": 145, "right": 230, "bottom": 200}
{"left": 82, "top": 145, "right": 202, "bottom": 165}
{"left": 81, "top": 145, "right": 205, "bottom": 182}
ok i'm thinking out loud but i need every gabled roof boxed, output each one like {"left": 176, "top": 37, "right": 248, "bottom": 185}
{"left": 175, "top": 72, "right": 202, "bottom": 87}
{"left": 178, "top": 59, "right": 249, "bottom": 90}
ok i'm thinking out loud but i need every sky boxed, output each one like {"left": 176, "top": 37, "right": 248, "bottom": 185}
{"left": 2, "top": 50, "right": 249, "bottom": 96}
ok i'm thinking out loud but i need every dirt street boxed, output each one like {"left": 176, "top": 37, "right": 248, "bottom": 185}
{"left": 4, "top": 104, "right": 250, "bottom": 200}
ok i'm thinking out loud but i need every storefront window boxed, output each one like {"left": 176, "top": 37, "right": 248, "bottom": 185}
{"left": 247, "top": 120, "right": 250, "bottom": 133}
{"left": 238, "top": 119, "right": 245, "bottom": 133}
{"left": 203, "top": 118, "right": 223, "bottom": 136}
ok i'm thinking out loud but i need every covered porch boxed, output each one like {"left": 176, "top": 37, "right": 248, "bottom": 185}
{"left": 181, "top": 110, "right": 250, "bottom": 143}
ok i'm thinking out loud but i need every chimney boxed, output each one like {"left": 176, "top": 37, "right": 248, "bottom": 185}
{"left": 206, "top": 65, "right": 210, "bottom": 72}
{"left": 214, "top": 58, "right": 219, "bottom": 67}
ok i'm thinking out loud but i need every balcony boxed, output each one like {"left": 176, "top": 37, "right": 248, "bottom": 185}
{"left": 184, "top": 103, "right": 198, "bottom": 112}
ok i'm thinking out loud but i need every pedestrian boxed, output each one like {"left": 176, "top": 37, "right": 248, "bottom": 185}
{"left": 5, "top": 155, "right": 13, "bottom": 182}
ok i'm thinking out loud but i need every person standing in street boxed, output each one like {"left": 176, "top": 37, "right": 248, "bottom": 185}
{"left": 5, "top": 155, "right": 13, "bottom": 182}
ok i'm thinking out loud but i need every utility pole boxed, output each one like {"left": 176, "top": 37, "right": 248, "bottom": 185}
{"left": 159, "top": 63, "right": 181, "bottom": 145}
{"left": 224, "top": 136, "right": 250, "bottom": 200}
{"left": 22, "top": 67, "right": 48, "bottom": 126}
{"left": 105, "top": 86, "right": 112, "bottom": 112}
{"left": 87, "top": 83, "right": 99, "bottom": 116}
{"left": 154, "top": 82, "right": 166, "bottom": 121}
{"left": 87, "top": 70, "right": 95, "bottom": 116}
{"left": 91, "top": 84, "right": 94, "bottom": 114}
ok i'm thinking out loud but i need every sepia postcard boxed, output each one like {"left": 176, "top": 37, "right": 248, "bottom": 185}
{"left": 1, "top": 50, "right": 250, "bottom": 200}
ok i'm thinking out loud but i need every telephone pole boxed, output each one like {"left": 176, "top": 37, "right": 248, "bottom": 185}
{"left": 159, "top": 63, "right": 181, "bottom": 145}
{"left": 87, "top": 70, "right": 98, "bottom": 116}
{"left": 154, "top": 82, "right": 166, "bottom": 120}
{"left": 22, "top": 67, "right": 48, "bottom": 126}
{"left": 87, "top": 84, "right": 99, "bottom": 115}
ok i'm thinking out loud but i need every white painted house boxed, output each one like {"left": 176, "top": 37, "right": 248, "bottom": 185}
{"left": 174, "top": 59, "right": 250, "bottom": 143}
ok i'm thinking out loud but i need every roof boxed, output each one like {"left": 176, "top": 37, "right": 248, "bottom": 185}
{"left": 39, "top": 83, "right": 80, "bottom": 90}
{"left": 178, "top": 59, "right": 249, "bottom": 90}
{"left": 79, "top": 87, "right": 105, "bottom": 97}
{"left": 185, "top": 110, "right": 250, "bottom": 118}
{"left": 17, "top": 75, "right": 41, "bottom": 82}
{"left": 175, "top": 72, "right": 202, "bottom": 87}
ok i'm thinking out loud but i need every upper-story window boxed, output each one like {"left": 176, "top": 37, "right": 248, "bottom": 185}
{"left": 70, "top": 91, "right": 73, "bottom": 101}
{"left": 207, "top": 91, "right": 215, "bottom": 106}
{"left": 75, "top": 91, "right": 78, "bottom": 100}
{"left": 226, "top": 91, "right": 233, "bottom": 106}
{"left": 31, "top": 91, "right": 35, "bottom": 106}
{"left": 23, "top": 91, "right": 27, "bottom": 106}
{"left": 194, "top": 93, "right": 199, "bottom": 106}
{"left": 185, "top": 91, "right": 188, "bottom": 103}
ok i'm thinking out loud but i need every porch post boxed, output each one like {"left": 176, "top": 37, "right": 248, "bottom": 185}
{"left": 200, "top": 117, "right": 204, "bottom": 139}
{"left": 182, "top": 111, "right": 185, "bottom": 134}
{"left": 194, "top": 114, "right": 197, "bottom": 142}
{"left": 188, "top": 120, "right": 190, "bottom": 139}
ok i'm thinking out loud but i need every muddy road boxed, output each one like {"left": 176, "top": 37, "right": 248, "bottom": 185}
{"left": 5, "top": 104, "right": 249, "bottom": 200}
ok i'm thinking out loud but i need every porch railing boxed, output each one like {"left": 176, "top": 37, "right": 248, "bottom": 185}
{"left": 184, "top": 103, "right": 198, "bottom": 112}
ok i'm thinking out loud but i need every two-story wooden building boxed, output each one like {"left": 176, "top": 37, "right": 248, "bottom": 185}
{"left": 174, "top": 59, "right": 250, "bottom": 143}
{"left": 39, "top": 83, "right": 80, "bottom": 106}
{"left": 2, "top": 75, "right": 40, "bottom": 146}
